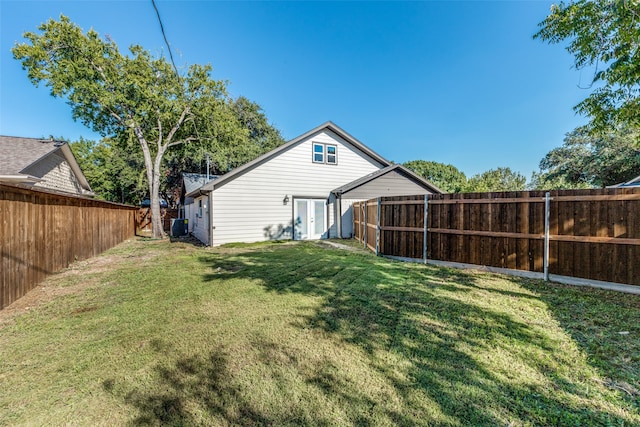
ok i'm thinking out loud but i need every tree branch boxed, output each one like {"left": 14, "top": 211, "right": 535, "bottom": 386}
{"left": 163, "top": 105, "right": 192, "bottom": 149}
{"left": 157, "top": 114, "right": 163, "bottom": 151}
{"left": 166, "top": 136, "right": 197, "bottom": 149}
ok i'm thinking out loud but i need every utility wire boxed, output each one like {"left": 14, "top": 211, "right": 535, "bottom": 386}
{"left": 150, "top": 0, "right": 209, "bottom": 174}
{"left": 151, "top": 0, "right": 180, "bottom": 78}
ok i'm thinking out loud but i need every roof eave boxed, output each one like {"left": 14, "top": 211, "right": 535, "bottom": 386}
{"left": 196, "top": 121, "right": 391, "bottom": 193}
{"left": 58, "top": 143, "right": 93, "bottom": 193}
{"left": 331, "top": 164, "right": 444, "bottom": 197}
{"left": 0, "top": 174, "right": 43, "bottom": 184}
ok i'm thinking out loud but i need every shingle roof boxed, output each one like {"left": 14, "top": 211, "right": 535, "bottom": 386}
{"left": 182, "top": 172, "right": 218, "bottom": 194}
{"left": 0, "top": 136, "right": 65, "bottom": 175}
{"left": 331, "top": 164, "right": 443, "bottom": 196}
{"left": 0, "top": 135, "right": 92, "bottom": 193}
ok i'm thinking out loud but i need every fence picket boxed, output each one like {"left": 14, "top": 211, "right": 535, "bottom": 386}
{"left": 0, "top": 184, "right": 137, "bottom": 309}
{"left": 357, "top": 188, "right": 640, "bottom": 287}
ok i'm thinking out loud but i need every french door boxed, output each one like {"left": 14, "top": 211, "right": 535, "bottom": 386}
{"left": 294, "top": 198, "right": 327, "bottom": 240}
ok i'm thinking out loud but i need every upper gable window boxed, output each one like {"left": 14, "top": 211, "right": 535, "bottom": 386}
{"left": 312, "top": 143, "right": 337, "bottom": 165}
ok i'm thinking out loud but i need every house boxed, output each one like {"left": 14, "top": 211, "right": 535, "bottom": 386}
{"left": 611, "top": 174, "right": 640, "bottom": 188}
{"left": 186, "top": 122, "right": 441, "bottom": 246}
{"left": 0, "top": 136, "right": 93, "bottom": 196}
{"left": 178, "top": 172, "right": 218, "bottom": 236}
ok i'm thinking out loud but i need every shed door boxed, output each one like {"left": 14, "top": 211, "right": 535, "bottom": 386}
{"left": 294, "top": 199, "right": 327, "bottom": 240}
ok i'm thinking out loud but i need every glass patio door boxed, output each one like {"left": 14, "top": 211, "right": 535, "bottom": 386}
{"left": 294, "top": 199, "right": 327, "bottom": 240}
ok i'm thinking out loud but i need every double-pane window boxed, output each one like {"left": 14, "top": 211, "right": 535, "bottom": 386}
{"left": 312, "top": 143, "right": 337, "bottom": 165}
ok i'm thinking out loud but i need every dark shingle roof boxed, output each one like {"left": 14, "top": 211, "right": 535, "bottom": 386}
{"left": 331, "top": 164, "right": 443, "bottom": 196}
{"left": 182, "top": 173, "right": 218, "bottom": 194}
{"left": 0, "top": 136, "right": 65, "bottom": 175}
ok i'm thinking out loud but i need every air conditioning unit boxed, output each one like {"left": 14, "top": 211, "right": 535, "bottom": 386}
{"left": 170, "top": 218, "right": 189, "bottom": 237}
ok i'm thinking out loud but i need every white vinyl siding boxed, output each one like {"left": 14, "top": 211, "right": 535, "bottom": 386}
{"left": 190, "top": 194, "right": 210, "bottom": 245}
{"left": 339, "top": 198, "right": 364, "bottom": 238}
{"left": 209, "top": 130, "right": 383, "bottom": 245}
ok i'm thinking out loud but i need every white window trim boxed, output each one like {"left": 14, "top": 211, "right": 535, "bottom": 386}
{"left": 312, "top": 142, "right": 338, "bottom": 165}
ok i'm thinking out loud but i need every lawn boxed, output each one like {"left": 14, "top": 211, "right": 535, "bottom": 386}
{"left": 1, "top": 238, "right": 639, "bottom": 426}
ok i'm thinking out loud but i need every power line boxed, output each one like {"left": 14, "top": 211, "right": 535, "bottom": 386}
{"left": 151, "top": 0, "right": 180, "bottom": 78}
{"left": 150, "top": 0, "right": 208, "bottom": 172}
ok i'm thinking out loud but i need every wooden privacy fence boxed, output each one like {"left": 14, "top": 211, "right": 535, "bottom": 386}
{"left": 1, "top": 183, "right": 138, "bottom": 309}
{"left": 353, "top": 188, "right": 640, "bottom": 288}
{"left": 136, "top": 208, "right": 179, "bottom": 235}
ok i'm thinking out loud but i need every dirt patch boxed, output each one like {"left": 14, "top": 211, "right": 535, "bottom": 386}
{"left": 314, "top": 240, "right": 369, "bottom": 253}
{"left": 0, "top": 249, "right": 135, "bottom": 326}
{"left": 70, "top": 305, "right": 99, "bottom": 315}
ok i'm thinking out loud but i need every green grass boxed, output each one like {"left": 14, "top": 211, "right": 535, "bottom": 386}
{"left": 1, "top": 238, "right": 639, "bottom": 426}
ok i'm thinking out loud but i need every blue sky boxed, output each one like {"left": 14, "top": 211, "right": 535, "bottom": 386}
{"left": 1, "top": 1, "right": 589, "bottom": 178}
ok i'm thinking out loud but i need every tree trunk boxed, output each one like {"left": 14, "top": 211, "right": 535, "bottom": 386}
{"left": 150, "top": 148, "right": 165, "bottom": 238}
{"left": 136, "top": 128, "right": 166, "bottom": 239}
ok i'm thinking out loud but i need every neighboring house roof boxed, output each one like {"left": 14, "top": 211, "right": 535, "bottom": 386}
{"left": 187, "top": 121, "right": 391, "bottom": 197}
{"left": 331, "top": 164, "right": 443, "bottom": 197}
{"left": 182, "top": 172, "right": 219, "bottom": 195}
{"left": 613, "top": 174, "right": 640, "bottom": 188}
{"left": 0, "top": 136, "right": 93, "bottom": 195}
{"left": 180, "top": 173, "right": 218, "bottom": 203}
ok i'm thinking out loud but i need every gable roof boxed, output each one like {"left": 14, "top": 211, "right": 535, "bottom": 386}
{"left": 0, "top": 135, "right": 92, "bottom": 193}
{"left": 182, "top": 172, "right": 219, "bottom": 195}
{"left": 0, "top": 136, "right": 63, "bottom": 176}
{"left": 607, "top": 173, "right": 640, "bottom": 188}
{"left": 331, "top": 164, "right": 443, "bottom": 196}
{"left": 187, "top": 121, "right": 390, "bottom": 197}
{"left": 617, "top": 174, "right": 640, "bottom": 187}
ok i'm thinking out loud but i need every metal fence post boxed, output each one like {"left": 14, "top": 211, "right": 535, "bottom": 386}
{"left": 376, "top": 197, "right": 381, "bottom": 256}
{"left": 423, "top": 194, "right": 429, "bottom": 264}
{"left": 544, "top": 192, "right": 550, "bottom": 281}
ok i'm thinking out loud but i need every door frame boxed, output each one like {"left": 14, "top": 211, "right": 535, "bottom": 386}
{"left": 292, "top": 196, "right": 328, "bottom": 240}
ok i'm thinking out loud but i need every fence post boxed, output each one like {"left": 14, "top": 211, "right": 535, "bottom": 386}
{"left": 376, "top": 197, "right": 381, "bottom": 256}
{"left": 363, "top": 200, "right": 367, "bottom": 249}
{"left": 544, "top": 192, "right": 550, "bottom": 281}
{"left": 423, "top": 194, "right": 429, "bottom": 264}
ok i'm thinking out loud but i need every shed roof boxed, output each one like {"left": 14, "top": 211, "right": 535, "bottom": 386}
{"left": 331, "top": 164, "right": 443, "bottom": 197}
{"left": 187, "top": 121, "right": 390, "bottom": 197}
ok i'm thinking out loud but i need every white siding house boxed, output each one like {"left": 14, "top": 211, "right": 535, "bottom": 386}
{"left": 187, "top": 122, "right": 441, "bottom": 246}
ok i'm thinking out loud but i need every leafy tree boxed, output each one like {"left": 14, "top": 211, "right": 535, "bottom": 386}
{"left": 70, "top": 137, "right": 146, "bottom": 204}
{"left": 231, "top": 96, "right": 285, "bottom": 160}
{"left": 535, "top": 0, "right": 640, "bottom": 131}
{"left": 13, "top": 15, "right": 230, "bottom": 237}
{"left": 464, "top": 167, "right": 527, "bottom": 193}
{"left": 535, "top": 125, "right": 640, "bottom": 188}
{"left": 162, "top": 96, "right": 285, "bottom": 202}
{"left": 402, "top": 160, "right": 467, "bottom": 193}
{"left": 528, "top": 171, "right": 593, "bottom": 190}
